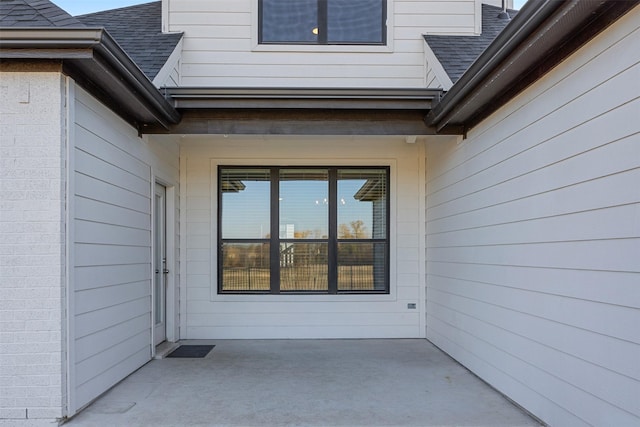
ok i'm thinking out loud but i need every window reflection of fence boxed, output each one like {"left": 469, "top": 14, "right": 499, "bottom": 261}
{"left": 222, "top": 242, "right": 382, "bottom": 292}
{"left": 281, "top": 264, "right": 328, "bottom": 291}
{"left": 222, "top": 265, "right": 379, "bottom": 291}
{"left": 280, "top": 242, "right": 328, "bottom": 291}
{"left": 337, "top": 242, "right": 383, "bottom": 290}
{"left": 338, "top": 265, "right": 375, "bottom": 290}
{"left": 222, "top": 267, "right": 270, "bottom": 291}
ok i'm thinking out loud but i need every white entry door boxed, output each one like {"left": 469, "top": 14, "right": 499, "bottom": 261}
{"left": 153, "top": 183, "right": 167, "bottom": 345}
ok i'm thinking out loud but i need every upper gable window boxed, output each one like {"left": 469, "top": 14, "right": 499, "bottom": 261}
{"left": 259, "top": 0, "right": 387, "bottom": 45}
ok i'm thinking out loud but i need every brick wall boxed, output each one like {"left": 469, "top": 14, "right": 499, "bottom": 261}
{"left": 0, "top": 63, "right": 67, "bottom": 423}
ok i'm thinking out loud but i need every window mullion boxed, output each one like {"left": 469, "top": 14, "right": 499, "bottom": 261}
{"left": 317, "top": 0, "right": 328, "bottom": 44}
{"left": 328, "top": 168, "right": 337, "bottom": 294}
{"left": 381, "top": 0, "right": 388, "bottom": 45}
{"left": 270, "top": 167, "right": 280, "bottom": 294}
{"left": 217, "top": 168, "right": 223, "bottom": 293}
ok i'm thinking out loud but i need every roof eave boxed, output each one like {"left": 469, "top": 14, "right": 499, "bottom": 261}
{"left": 425, "top": 0, "right": 639, "bottom": 134}
{"left": 0, "top": 27, "right": 180, "bottom": 130}
{"left": 164, "top": 87, "right": 443, "bottom": 110}
{"left": 146, "top": 87, "right": 448, "bottom": 135}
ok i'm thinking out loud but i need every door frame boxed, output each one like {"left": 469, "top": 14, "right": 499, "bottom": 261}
{"left": 153, "top": 182, "right": 167, "bottom": 346}
{"left": 151, "top": 178, "right": 177, "bottom": 354}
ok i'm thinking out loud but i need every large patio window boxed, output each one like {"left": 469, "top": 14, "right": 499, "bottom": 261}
{"left": 219, "top": 166, "right": 389, "bottom": 294}
{"left": 259, "top": 0, "right": 387, "bottom": 45}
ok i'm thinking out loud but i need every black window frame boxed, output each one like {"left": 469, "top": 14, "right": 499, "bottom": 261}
{"left": 258, "top": 0, "right": 388, "bottom": 46}
{"left": 218, "top": 166, "right": 391, "bottom": 295}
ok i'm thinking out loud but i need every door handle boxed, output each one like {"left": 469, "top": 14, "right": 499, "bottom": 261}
{"left": 163, "top": 269, "right": 170, "bottom": 274}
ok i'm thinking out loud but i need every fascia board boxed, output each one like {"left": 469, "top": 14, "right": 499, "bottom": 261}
{"left": 424, "top": 0, "right": 561, "bottom": 130}
{"left": 164, "top": 87, "right": 443, "bottom": 110}
{"left": 425, "top": 0, "right": 638, "bottom": 132}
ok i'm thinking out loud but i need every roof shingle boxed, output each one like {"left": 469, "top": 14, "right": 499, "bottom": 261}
{"left": 77, "top": 1, "right": 182, "bottom": 80}
{"left": 424, "top": 4, "right": 518, "bottom": 83}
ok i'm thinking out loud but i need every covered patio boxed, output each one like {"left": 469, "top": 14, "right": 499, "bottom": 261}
{"left": 66, "top": 339, "right": 541, "bottom": 426}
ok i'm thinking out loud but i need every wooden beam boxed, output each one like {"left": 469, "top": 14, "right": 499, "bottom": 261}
{"left": 143, "top": 109, "right": 451, "bottom": 135}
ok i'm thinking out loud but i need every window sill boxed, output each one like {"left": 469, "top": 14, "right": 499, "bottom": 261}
{"left": 252, "top": 43, "right": 393, "bottom": 53}
{"left": 210, "top": 292, "right": 397, "bottom": 303}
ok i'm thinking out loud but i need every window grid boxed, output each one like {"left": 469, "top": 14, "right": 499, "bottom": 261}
{"left": 218, "top": 166, "right": 390, "bottom": 294}
{"left": 258, "top": 0, "right": 387, "bottom": 46}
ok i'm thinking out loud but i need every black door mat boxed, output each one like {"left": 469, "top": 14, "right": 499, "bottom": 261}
{"left": 166, "top": 345, "right": 215, "bottom": 358}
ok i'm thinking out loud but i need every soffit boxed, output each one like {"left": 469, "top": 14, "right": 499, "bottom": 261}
{"left": 144, "top": 88, "right": 447, "bottom": 135}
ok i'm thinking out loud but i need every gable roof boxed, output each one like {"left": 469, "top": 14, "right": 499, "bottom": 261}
{"left": 0, "top": 0, "right": 181, "bottom": 129}
{"left": 77, "top": 1, "right": 182, "bottom": 80}
{"left": 424, "top": 4, "right": 517, "bottom": 84}
{"left": 0, "top": 0, "right": 84, "bottom": 27}
{"left": 425, "top": 0, "right": 638, "bottom": 134}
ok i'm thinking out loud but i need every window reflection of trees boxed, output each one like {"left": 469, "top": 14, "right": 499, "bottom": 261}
{"left": 220, "top": 167, "right": 388, "bottom": 293}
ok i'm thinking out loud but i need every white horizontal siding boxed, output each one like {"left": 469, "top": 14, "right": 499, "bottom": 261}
{"left": 424, "top": 8, "right": 640, "bottom": 427}
{"left": 69, "top": 87, "right": 180, "bottom": 414}
{"left": 167, "top": 0, "right": 479, "bottom": 88}
{"left": 180, "top": 136, "right": 425, "bottom": 339}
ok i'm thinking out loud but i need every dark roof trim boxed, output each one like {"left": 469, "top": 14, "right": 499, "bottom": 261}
{"left": 0, "top": 28, "right": 180, "bottom": 129}
{"left": 164, "top": 87, "right": 443, "bottom": 110}
{"left": 76, "top": 1, "right": 184, "bottom": 80}
{"left": 151, "top": 88, "right": 447, "bottom": 135}
{"left": 426, "top": 0, "right": 639, "bottom": 134}
{"left": 424, "top": 4, "right": 518, "bottom": 85}
{"left": 144, "top": 109, "right": 457, "bottom": 136}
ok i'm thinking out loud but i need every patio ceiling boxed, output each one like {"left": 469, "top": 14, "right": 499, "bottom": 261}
{"left": 145, "top": 87, "right": 451, "bottom": 136}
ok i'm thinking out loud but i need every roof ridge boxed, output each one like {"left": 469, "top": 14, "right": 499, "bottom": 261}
{"left": 0, "top": 0, "right": 86, "bottom": 27}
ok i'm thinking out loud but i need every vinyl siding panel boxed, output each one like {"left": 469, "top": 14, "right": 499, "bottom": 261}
{"left": 168, "top": 0, "right": 479, "bottom": 87}
{"left": 69, "top": 86, "right": 180, "bottom": 414}
{"left": 424, "top": 9, "right": 640, "bottom": 427}
{"left": 180, "top": 136, "right": 425, "bottom": 339}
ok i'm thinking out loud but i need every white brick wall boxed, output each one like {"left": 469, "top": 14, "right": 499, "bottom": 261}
{"left": 0, "top": 66, "right": 67, "bottom": 423}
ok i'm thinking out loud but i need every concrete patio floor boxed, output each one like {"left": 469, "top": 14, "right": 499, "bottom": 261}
{"left": 66, "top": 339, "right": 542, "bottom": 427}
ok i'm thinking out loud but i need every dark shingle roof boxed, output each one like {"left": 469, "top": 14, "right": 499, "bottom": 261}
{"left": 0, "top": 0, "right": 84, "bottom": 27}
{"left": 77, "top": 1, "right": 182, "bottom": 80}
{"left": 424, "top": 4, "right": 518, "bottom": 83}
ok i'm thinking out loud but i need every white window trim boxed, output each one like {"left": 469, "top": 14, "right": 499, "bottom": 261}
{"left": 251, "top": 0, "right": 395, "bottom": 53}
{"left": 210, "top": 157, "right": 398, "bottom": 303}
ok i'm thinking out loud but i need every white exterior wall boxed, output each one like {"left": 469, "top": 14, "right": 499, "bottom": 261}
{"left": 425, "top": 8, "right": 640, "bottom": 427}
{"left": 165, "top": 0, "right": 481, "bottom": 88}
{"left": 68, "top": 86, "right": 180, "bottom": 414}
{"left": 0, "top": 67, "right": 66, "bottom": 423}
{"left": 181, "top": 136, "right": 425, "bottom": 339}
